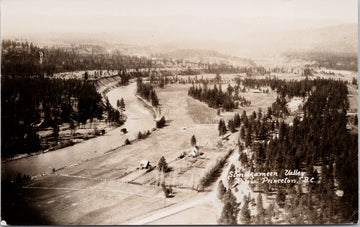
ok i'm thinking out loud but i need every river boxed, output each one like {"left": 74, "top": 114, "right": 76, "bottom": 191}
{"left": 1, "top": 82, "right": 155, "bottom": 180}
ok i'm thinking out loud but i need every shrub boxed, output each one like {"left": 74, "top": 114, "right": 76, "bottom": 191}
{"left": 137, "top": 131, "right": 143, "bottom": 139}
{"left": 158, "top": 156, "right": 169, "bottom": 172}
{"left": 217, "top": 180, "right": 227, "bottom": 200}
{"left": 124, "top": 139, "right": 131, "bottom": 145}
{"left": 191, "top": 135, "right": 197, "bottom": 146}
{"left": 156, "top": 116, "right": 166, "bottom": 128}
{"left": 218, "top": 119, "right": 227, "bottom": 136}
{"left": 228, "top": 164, "right": 236, "bottom": 187}
{"left": 276, "top": 188, "right": 286, "bottom": 208}
{"left": 240, "top": 195, "right": 251, "bottom": 224}
{"left": 161, "top": 183, "right": 169, "bottom": 197}
{"left": 138, "top": 131, "right": 151, "bottom": 140}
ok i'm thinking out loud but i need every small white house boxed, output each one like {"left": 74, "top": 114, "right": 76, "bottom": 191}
{"left": 139, "top": 160, "right": 150, "bottom": 169}
{"left": 189, "top": 146, "right": 199, "bottom": 157}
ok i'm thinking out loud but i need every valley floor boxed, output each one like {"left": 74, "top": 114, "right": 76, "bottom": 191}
{"left": 2, "top": 83, "right": 238, "bottom": 225}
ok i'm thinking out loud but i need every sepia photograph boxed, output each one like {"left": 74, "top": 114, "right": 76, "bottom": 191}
{"left": 0, "top": 0, "right": 358, "bottom": 225}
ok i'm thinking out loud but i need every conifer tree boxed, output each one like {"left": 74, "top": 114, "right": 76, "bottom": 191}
{"left": 228, "top": 119, "right": 236, "bottom": 133}
{"left": 217, "top": 180, "right": 227, "bottom": 200}
{"left": 191, "top": 135, "right": 197, "bottom": 146}
{"left": 218, "top": 189, "right": 239, "bottom": 225}
{"left": 228, "top": 164, "right": 236, "bottom": 187}
{"left": 256, "top": 193, "right": 265, "bottom": 216}
{"left": 218, "top": 119, "right": 227, "bottom": 136}
{"left": 158, "top": 156, "right": 168, "bottom": 172}
{"left": 240, "top": 195, "right": 251, "bottom": 224}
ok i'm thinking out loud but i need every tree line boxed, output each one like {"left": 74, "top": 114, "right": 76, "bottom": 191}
{"left": 188, "top": 84, "right": 238, "bottom": 111}
{"left": 1, "top": 40, "right": 159, "bottom": 77}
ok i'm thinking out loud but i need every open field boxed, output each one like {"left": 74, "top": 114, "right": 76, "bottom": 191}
{"left": 12, "top": 175, "right": 204, "bottom": 225}
{"left": 146, "top": 200, "right": 218, "bottom": 225}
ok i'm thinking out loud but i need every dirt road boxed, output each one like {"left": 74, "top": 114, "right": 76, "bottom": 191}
{"left": 128, "top": 193, "right": 213, "bottom": 225}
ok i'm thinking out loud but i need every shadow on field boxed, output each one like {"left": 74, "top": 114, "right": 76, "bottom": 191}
{"left": 2, "top": 180, "right": 52, "bottom": 225}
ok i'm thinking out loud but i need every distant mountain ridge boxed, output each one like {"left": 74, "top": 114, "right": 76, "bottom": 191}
{"left": 235, "top": 23, "right": 358, "bottom": 55}
{"left": 2, "top": 21, "right": 357, "bottom": 58}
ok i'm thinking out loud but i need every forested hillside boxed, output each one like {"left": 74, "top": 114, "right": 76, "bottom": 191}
{"left": 218, "top": 78, "right": 358, "bottom": 224}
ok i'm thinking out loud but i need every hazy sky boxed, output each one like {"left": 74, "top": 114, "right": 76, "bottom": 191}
{"left": 1, "top": 0, "right": 358, "bottom": 35}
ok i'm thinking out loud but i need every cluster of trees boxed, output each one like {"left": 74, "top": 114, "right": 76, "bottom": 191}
{"left": 1, "top": 40, "right": 160, "bottom": 77}
{"left": 218, "top": 113, "right": 242, "bottom": 136}
{"left": 218, "top": 177, "right": 271, "bottom": 225}
{"left": 137, "top": 130, "right": 151, "bottom": 140}
{"left": 116, "top": 98, "right": 126, "bottom": 113}
{"left": 238, "top": 109, "right": 272, "bottom": 147}
{"left": 217, "top": 180, "right": 240, "bottom": 224}
{"left": 104, "top": 98, "right": 125, "bottom": 125}
{"left": 217, "top": 179, "right": 278, "bottom": 225}
{"left": 2, "top": 76, "right": 105, "bottom": 156}
{"left": 227, "top": 114, "right": 241, "bottom": 133}
{"left": 271, "top": 96, "right": 289, "bottom": 117}
{"left": 148, "top": 71, "right": 173, "bottom": 88}
{"left": 220, "top": 110, "right": 265, "bottom": 139}
{"left": 117, "top": 71, "right": 131, "bottom": 85}
{"left": 224, "top": 84, "right": 252, "bottom": 107}
{"left": 188, "top": 84, "right": 237, "bottom": 111}
{"left": 232, "top": 78, "right": 357, "bottom": 224}
{"left": 136, "top": 78, "right": 159, "bottom": 107}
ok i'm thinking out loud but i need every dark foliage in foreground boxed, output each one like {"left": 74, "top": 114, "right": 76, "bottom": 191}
{"left": 236, "top": 78, "right": 357, "bottom": 224}
{"left": 1, "top": 76, "right": 104, "bottom": 157}
{"left": 156, "top": 116, "right": 166, "bottom": 128}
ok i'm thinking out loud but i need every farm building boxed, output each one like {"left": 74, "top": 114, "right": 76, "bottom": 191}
{"left": 139, "top": 160, "right": 150, "bottom": 169}
{"left": 189, "top": 146, "right": 199, "bottom": 157}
